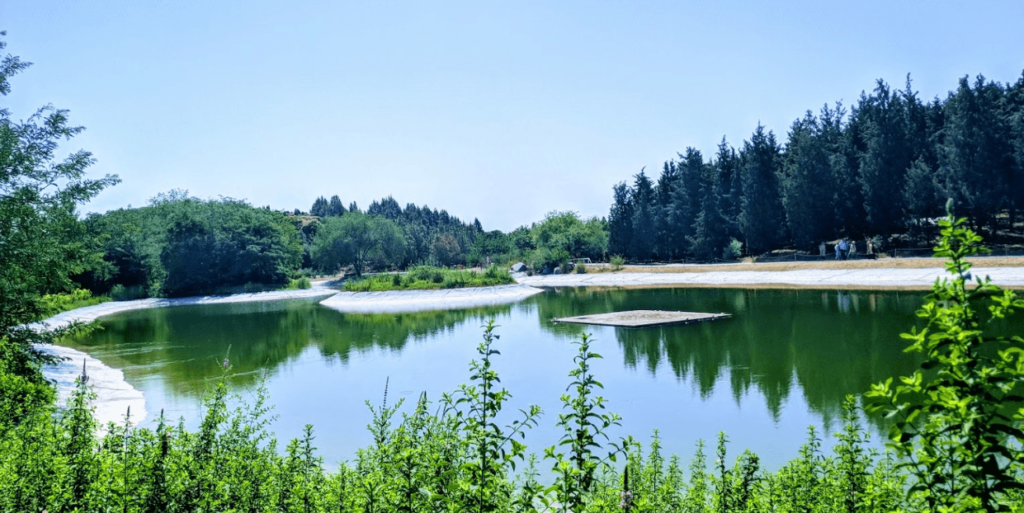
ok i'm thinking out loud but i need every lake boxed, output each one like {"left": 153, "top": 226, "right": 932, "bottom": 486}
{"left": 64, "top": 287, "right": 946, "bottom": 469}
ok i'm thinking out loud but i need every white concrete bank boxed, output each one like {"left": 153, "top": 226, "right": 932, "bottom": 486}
{"left": 35, "top": 286, "right": 338, "bottom": 427}
{"left": 319, "top": 284, "right": 545, "bottom": 314}
{"left": 516, "top": 267, "right": 1024, "bottom": 288}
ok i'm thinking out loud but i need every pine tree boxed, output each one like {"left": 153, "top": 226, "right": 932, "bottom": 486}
{"left": 739, "top": 125, "right": 786, "bottom": 254}
{"left": 1006, "top": 71, "right": 1024, "bottom": 227}
{"left": 903, "top": 157, "right": 940, "bottom": 237}
{"left": 654, "top": 160, "right": 679, "bottom": 259}
{"left": 939, "top": 76, "right": 1014, "bottom": 230}
{"left": 688, "top": 163, "right": 730, "bottom": 260}
{"left": 608, "top": 182, "right": 634, "bottom": 258}
{"left": 327, "top": 195, "right": 346, "bottom": 217}
{"left": 782, "top": 112, "right": 835, "bottom": 247}
{"left": 857, "top": 80, "right": 912, "bottom": 235}
{"left": 660, "top": 149, "right": 704, "bottom": 259}
{"left": 630, "top": 170, "right": 657, "bottom": 261}
{"left": 310, "top": 196, "right": 329, "bottom": 217}
{"left": 713, "top": 138, "right": 743, "bottom": 240}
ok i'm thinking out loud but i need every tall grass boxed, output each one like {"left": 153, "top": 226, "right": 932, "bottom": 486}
{"left": 344, "top": 265, "right": 515, "bottom": 292}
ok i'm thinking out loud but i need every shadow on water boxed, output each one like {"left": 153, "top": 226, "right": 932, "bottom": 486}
{"left": 531, "top": 287, "right": 929, "bottom": 432}
{"left": 71, "top": 299, "right": 518, "bottom": 397}
{"left": 63, "top": 286, "right": 1024, "bottom": 464}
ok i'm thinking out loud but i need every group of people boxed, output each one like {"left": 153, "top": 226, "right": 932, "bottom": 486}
{"left": 818, "top": 239, "right": 873, "bottom": 260}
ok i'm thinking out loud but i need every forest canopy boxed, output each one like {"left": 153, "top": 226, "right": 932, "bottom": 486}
{"left": 607, "top": 74, "right": 1024, "bottom": 261}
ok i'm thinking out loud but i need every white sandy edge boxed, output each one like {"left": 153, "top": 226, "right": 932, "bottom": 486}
{"left": 319, "top": 283, "right": 545, "bottom": 314}
{"left": 34, "top": 286, "right": 338, "bottom": 428}
{"left": 515, "top": 266, "right": 1024, "bottom": 288}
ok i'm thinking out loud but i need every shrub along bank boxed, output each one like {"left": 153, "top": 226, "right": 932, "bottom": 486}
{"left": 343, "top": 265, "right": 515, "bottom": 292}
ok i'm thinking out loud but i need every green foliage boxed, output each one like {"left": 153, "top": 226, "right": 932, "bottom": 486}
{"left": 7, "top": 313, "right": 1024, "bottom": 512}
{"left": 344, "top": 265, "right": 514, "bottom": 292}
{"left": 81, "top": 195, "right": 304, "bottom": 298}
{"left": 609, "top": 71, "right": 1024, "bottom": 259}
{"left": 159, "top": 198, "right": 303, "bottom": 297}
{"left": 609, "top": 255, "right": 626, "bottom": 270}
{"left": 0, "top": 32, "right": 116, "bottom": 432}
{"left": 723, "top": 238, "right": 743, "bottom": 261}
{"left": 865, "top": 206, "right": 1024, "bottom": 511}
{"left": 526, "top": 211, "right": 607, "bottom": 271}
{"left": 39, "top": 289, "right": 110, "bottom": 316}
{"left": 311, "top": 212, "right": 406, "bottom": 277}
{"left": 544, "top": 333, "right": 628, "bottom": 513}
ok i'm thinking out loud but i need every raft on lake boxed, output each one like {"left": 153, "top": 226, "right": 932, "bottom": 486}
{"left": 552, "top": 309, "right": 731, "bottom": 328}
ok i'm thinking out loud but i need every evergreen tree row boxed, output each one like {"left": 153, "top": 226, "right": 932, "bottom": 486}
{"left": 609, "top": 73, "right": 1024, "bottom": 261}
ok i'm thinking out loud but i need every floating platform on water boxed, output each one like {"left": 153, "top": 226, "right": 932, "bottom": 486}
{"left": 552, "top": 309, "right": 731, "bottom": 328}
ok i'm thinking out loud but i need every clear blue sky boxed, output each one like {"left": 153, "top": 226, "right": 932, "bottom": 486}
{"left": 3, "top": 1, "right": 1023, "bottom": 231}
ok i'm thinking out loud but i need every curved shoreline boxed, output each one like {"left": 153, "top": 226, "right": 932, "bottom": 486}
{"left": 319, "top": 283, "right": 545, "bottom": 313}
{"left": 35, "top": 286, "right": 338, "bottom": 427}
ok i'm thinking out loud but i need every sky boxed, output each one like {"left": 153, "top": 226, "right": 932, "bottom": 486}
{"left": 2, "top": 1, "right": 1023, "bottom": 231}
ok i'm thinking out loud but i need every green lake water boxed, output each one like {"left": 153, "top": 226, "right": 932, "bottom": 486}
{"left": 64, "top": 287, "right": 963, "bottom": 469}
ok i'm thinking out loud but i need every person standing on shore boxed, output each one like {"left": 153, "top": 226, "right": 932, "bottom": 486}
{"left": 839, "top": 238, "right": 850, "bottom": 260}
{"left": 835, "top": 241, "right": 841, "bottom": 260}
{"left": 820, "top": 241, "right": 826, "bottom": 257}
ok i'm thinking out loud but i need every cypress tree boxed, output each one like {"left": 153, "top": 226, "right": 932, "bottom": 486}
{"left": 739, "top": 124, "right": 786, "bottom": 254}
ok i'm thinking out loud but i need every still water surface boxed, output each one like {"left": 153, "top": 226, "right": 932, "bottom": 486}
{"left": 65, "top": 287, "right": 952, "bottom": 469}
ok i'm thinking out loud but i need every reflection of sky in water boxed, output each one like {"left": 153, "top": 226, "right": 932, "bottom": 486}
{"left": 61, "top": 288, "right": 971, "bottom": 470}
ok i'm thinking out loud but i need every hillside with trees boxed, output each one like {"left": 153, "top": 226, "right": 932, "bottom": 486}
{"left": 608, "top": 74, "right": 1024, "bottom": 261}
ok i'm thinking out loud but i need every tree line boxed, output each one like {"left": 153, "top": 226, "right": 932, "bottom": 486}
{"left": 609, "top": 73, "right": 1024, "bottom": 261}
{"left": 6, "top": 31, "right": 1024, "bottom": 512}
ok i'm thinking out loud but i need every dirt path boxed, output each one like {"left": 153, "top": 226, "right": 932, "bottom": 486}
{"left": 598, "top": 256, "right": 1024, "bottom": 274}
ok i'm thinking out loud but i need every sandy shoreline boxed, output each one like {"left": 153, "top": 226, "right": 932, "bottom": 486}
{"left": 320, "top": 284, "right": 544, "bottom": 313}
{"left": 35, "top": 286, "right": 338, "bottom": 427}
{"left": 516, "top": 266, "right": 1024, "bottom": 289}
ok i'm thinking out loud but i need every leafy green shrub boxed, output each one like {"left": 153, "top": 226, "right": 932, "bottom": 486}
{"left": 343, "top": 266, "right": 514, "bottom": 292}
{"left": 610, "top": 255, "right": 626, "bottom": 271}
{"left": 575, "top": 262, "right": 587, "bottom": 274}
{"left": 109, "top": 284, "right": 128, "bottom": 301}
{"left": 723, "top": 238, "right": 743, "bottom": 260}
{"left": 865, "top": 206, "right": 1024, "bottom": 511}
{"left": 529, "top": 247, "right": 570, "bottom": 273}
{"left": 39, "top": 289, "right": 110, "bottom": 316}
{"left": 288, "top": 277, "right": 312, "bottom": 289}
